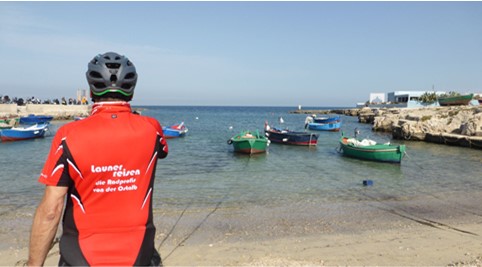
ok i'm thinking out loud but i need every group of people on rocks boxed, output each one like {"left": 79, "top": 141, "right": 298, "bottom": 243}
{"left": 0, "top": 95, "right": 89, "bottom": 105}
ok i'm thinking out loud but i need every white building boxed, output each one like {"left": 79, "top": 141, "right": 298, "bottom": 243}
{"left": 369, "top": 93, "right": 385, "bottom": 104}
{"left": 358, "top": 91, "right": 446, "bottom": 108}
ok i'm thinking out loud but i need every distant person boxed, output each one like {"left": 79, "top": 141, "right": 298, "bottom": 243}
{"left": 28, "top": 52, "right": 169, "bottom": 266}
{"left": 304, "top": 115, "right": 314, "bottom": 129}
{"left": 1, "top": 95, "right": 10, "bottom": 103}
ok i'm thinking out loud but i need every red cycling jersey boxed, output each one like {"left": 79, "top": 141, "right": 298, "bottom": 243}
{"left": 38, "top": 102, "right": 168, "bottom": 266}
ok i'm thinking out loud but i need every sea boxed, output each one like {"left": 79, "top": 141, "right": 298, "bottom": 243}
{"left": 1, "top": 105, "right": 481, "bottom": 253}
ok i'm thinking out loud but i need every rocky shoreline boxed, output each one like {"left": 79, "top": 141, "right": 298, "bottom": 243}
{"left": 291, "top": 106, "right": 482, "bottom": 149}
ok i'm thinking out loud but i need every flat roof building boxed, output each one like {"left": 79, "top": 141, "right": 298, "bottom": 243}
{"left": 358, "top": 91, "right": 445, "bottom": 108}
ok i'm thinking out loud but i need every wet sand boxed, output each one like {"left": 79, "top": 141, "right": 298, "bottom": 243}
{"left": 2, "top": 191, "right": 482, "bottom": 266}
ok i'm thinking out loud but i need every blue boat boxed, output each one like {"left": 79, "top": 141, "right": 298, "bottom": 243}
{"left": 307, "top": 121, "right": 342, "bottom": 132}
{"left": 0, "top": 123, "right": 49, "bottom": 142}
{"left": 313, "top": 115, "right": 340, "bottom": 124}
{"left": 19, "top": 114, "right": 53, "bottom": 125}
{"left": 162, "top": 122, "right": 188, "bottom": 138}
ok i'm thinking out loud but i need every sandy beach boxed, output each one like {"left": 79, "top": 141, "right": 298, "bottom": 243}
{"left": 2, "top": 190, "right": 481, "bottom": 266}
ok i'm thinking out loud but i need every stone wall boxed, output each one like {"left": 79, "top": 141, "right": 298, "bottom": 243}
{"left": 0, "top": 104, "right": 17, "bottom": 115}
{"left": 0, "top": 104, "right": 90, "bottom": 119}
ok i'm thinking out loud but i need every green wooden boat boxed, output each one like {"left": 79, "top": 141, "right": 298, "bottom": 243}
{"left": 339, "top": 136, "right": 406, "bottom": 163}
{"left": 228, "top": 130, "right": 269, "bottom": 154}
{"left": 0, "top": 117, "right": 18, "bottom": 129}
{"left": 438, "top": 93, "right": 473, "bottom": 106}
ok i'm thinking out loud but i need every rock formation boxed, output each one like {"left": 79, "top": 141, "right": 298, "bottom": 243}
{"left": 367, "top": 106, "right": 482, "bottom": 149}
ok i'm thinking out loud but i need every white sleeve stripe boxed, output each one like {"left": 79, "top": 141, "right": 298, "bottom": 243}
{"left": 141, "top": 188, "right": 152, "bottom": 210}
{"left": 55, "top": 145, "right": 63, "bottom": 155}
{"left": 146, "top": 152, "right": 157, "bottom": 174}
{"left": 51, "top": 164, "right": 64, "bottom": 177}
{"left": 67, "top": 159, "right": 83, "bottom": 180}
{"left": 70, "top": 194, "right": 86, "bottom": 214}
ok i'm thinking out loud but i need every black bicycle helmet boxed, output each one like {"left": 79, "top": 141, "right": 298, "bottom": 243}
{"left": 86, "top": 52, "right": 137, "bottom": 101}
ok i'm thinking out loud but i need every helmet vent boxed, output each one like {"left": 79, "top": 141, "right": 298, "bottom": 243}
{"left": 110, "top": 75, "right": 118, "bottom": 83}
{"left": 94, "top": 82, "right": 106, "bottom": 89}
{"left": 125, "top": 73, "right": 135, "bottom": 79}
{"left": 106, "top": 63, "right": 121, "bottom": 69}
{"left": 89, "top": 71, "right": 102, "bottom": 78}
{"left": 121, "top": 83, "right": 132, "bottom": 90}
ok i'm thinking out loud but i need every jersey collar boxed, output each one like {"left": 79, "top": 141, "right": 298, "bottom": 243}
{"left": 91, "top": 101, "right": 132, "bottom": 115}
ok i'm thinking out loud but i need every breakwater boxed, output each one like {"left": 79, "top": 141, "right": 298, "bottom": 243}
{"left": 291, "top": 106, "right": 482, "bottom": 149}
{"left": 0, "top": 104, "right": 90, "bottom": 120}
{"left": 290, "top": 108, "right": 360, "bottom": 116}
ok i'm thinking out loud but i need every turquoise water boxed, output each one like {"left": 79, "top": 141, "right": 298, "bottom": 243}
{"left": 141, "top": 106, "right": 480, "bottom": 209}
{"left": 1, "top": 106, "right": 481, "bottom": 250}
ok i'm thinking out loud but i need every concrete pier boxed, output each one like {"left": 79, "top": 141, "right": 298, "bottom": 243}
{"left": 0, "top": 104, "right": 90, "bottom": 120}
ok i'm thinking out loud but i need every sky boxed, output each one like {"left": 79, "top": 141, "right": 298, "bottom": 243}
{"left": 1, "top": 1, "right": 482, "bottom": 107}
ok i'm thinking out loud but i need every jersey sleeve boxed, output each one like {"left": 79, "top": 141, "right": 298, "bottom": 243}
{"left": 147, "top": 117, "right": 168, "bottom": 159}
{"left": 38, "top": 126, "right": 70, "bottom": 187}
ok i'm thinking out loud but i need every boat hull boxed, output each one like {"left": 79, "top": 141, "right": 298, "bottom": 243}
{"left": 339, "top": 137, "right": 405, "bottom": 163}
{"left": 163, "top": 128, "right": 187, "bottom": 138}
{"left": 438, "top": 94, "right": 473, "bottom": 106}
{"left": 19, "top": 114, "right": 53, "bottom": 125}
{"left": 265, "top": 130, "right": 318, "bottom": 146}
{"left": 313, "top": 115, "right": 340, "bottom": 124}
{"left": 231, "top": 139, "right": 268, "bottom": 154}
{"left": 0, "top": 124, "right": 48, "bottom": 142}
{"left": 162, "top": 123, "right": 188, "bottom": 139}
{"left": 229, "top": 131, "right": 268, "bottom": 154}
{"left": 308, "top": 121, "right": 341, "bottom": 131}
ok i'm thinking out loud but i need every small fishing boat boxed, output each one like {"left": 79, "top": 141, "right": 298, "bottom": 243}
{"left": 307, "top": 121, "right": 342, "bottom": 132}
{"left": 19, "top": 114, "right": 54, "bottom": 125}
{"left": 339, "top": 135, "right": 406, "bottom": 163}
{"left": 438, "top": 94, "right": 473, "bottom": 106}
{"left": 228, "top": 130, "right": 269, "bottom": 154}
{"left": 162, "top": 122, "right": 188, "bottom": 138}
{"left": 0, "top": 117, "right": 18, "bottom": 129}
{"left": 265, "top": 125, "right": 318, "bottom": 146}
{"left": 313, "top": 115, "right": 340, "bottom": 124}
{"left": 0, "top": 123, "right": 49, "bottom": 142}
